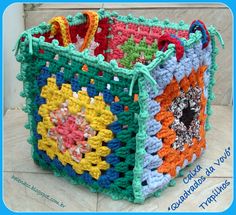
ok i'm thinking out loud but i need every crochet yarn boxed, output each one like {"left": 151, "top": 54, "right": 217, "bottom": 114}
{"left": 15, "top": 9, "right": 223, "bottom": 203}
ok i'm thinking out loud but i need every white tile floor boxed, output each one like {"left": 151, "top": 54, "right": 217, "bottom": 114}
{"left": 3, "top": 105, "right": 232, "bottom": 212}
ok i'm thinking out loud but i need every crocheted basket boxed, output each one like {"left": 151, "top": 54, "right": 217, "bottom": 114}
{"left": 15, "top": 9, "right": 224, "bottom": 203}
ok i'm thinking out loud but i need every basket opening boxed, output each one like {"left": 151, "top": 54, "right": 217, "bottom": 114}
{"left": 32, "top": 16, "right": 189, "bottom": 70}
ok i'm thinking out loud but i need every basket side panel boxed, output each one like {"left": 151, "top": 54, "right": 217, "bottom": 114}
{"left": 16, "top": 40, "right": 141, "bottom": 202}
{"left": 140, "top": 39, "right": 214, "bottom": 199}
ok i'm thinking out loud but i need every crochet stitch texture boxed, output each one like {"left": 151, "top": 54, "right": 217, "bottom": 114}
{"left": 15, "top": 9, "right": 223, "bottom": 203}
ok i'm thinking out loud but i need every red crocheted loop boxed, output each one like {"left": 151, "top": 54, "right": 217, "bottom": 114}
{"left": 158, "top": 34, "right": 184, "bottom": 62}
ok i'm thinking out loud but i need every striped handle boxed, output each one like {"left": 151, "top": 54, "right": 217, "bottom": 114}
{"left": 49, "top": 16, "right": 72, "bottom": 47}
{"left": 48, "top": 11, "right": 99, "bottom": 49}
{"left": 79, "top": 11, "right": 99, "bottom": 51}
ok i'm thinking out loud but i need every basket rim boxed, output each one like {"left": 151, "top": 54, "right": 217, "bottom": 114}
{"left": 15, "top": 9, "right": 220, "bottom": 91}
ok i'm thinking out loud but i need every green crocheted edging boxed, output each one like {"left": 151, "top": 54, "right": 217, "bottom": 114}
{"left": 132, "top": 75, "right": 149, "bottom": 203}
{"left": 205, "top": 26, "right": 223, "bottom": 131}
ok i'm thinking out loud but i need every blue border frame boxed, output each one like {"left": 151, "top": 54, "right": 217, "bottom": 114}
{"left": 1, "top": 0, "right": 234, "bottom": 214}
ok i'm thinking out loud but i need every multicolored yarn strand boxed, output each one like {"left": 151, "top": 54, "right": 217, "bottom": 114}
{"left": 15, "top": 9, "right": 223, "bottom": 203}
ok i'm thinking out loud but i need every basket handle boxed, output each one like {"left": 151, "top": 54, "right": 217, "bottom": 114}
{"left": 48, "top": 11, "right": 99, "bottom": 50}
{"left": 188, "top": 20, "right": 210, "bottom": 49}
{"left": 79, "top": 11, "right": 99, "bottom": 51}
{"left": 158, "top": 34, "right": 184, "bottom": 62}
